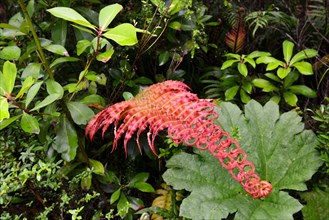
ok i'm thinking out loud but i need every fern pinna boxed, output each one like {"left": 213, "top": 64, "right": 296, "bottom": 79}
{"left": 86, "top": 80, "right": 272, "bottom": 198}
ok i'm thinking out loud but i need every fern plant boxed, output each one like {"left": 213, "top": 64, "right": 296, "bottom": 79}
{"left": 86, "top": 80, "right": 272, "bottom": 198}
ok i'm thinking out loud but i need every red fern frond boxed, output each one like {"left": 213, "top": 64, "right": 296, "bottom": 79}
{"left": 225, "top": 8, "right": 246, "bottom": 53}
{"left": 85, "top": 80, "right": 272, "bottom": 198}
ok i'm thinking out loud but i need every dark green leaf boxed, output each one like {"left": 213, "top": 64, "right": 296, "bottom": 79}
{"left": 79, "top": 94, "right": 105, "bottom": 106}
{"left": 52, "top": 19, "right": 67, "bottom": 46}
{"left": 117, "top": 193, "right": 129, "bottom": 217}
{"left": 81, "top": 173, "right": 92, "bottom": 190}
{"left": 20, "top": 112, "right": 40, "bottom": 134}
{"left": 221, "top": 60, "right": 239, "bottom": 70}
{"left": 66, "top": 101, "right": 95, "bottom": 125}
{"left": 128, "top": 172, "right": 149, "bottom": 186}
{"left": 52, "top": 115, "right": 78, "bottom": 161}
{"left": 31, "top": 94, "right": 61, "bottom": 112}
{"left": 252, "top": 79, "right": 278, "bottom": 92}
{"left": 159, "top": 51, "right": 170, "bottom": 66}
{"left": 301, "top": 188, "right": 329, "bottom": 220}
{"left": 134, "top": 76, "right": 153, "bottom": 85}
{"left": 21, "top": 63, "right": 41, "bottom": 79}
{"left": 76, "top": 39, "right": 91, "bottom": 56}
{"left": 46, "top": 79, "right": 64, "bottom": 98}
{"left": 0, "top": 115, "right": 21, "bottom": 130}
{"left": 288, "top": 85, "right": 317, "bottom": 98}
{"left": 50, "top": 57, "right": 80, "bottom": 69}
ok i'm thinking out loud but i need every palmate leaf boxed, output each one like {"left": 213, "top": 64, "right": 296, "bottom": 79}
{"left": 163, "top": 100, "right": 322, "bottom": 219}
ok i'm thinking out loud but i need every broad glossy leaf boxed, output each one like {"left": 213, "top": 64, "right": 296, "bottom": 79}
{"left": 46, "top": 79, "right": 64, "bottom": 98}
{"left": 21, "top": 63, "right": 41, "bottom": 79}
{"left": 244, "top": 57, "right": 255, "bottom": 68}
{"left": 0, "top": 97, "right": 10, "bottom": 121}
{"left": 256, "top": 56, "right": 283, "bottom": 65}
{"left": 89, "top": 159, "right": 105, "bottom": 175}
{"left": 52, "top": 19, "right": 67, "bottom": 46}
{"left": 47, "top": 7, "right": 96, "bottom": 30}
{"left": 76, "top": 39, "right": 91, "bottom": 55}
{"left": 25, "top": 81, "right": 43, "bottom": 108}
{"left": 79, "top": 94, "right": 105, "bottom": 106}
{"left": 130, "top": 182, "right": 155, "bottom": 193}
{"left": 283, "top": 91, "right": 298, "bottom": 106}
{"left": 0, "top": 115, "right": 21, "bottom": 130}
{"left": 237, "top": 62, "right": 248, "bottom": 77}
{"left": 221, "top": 60, "right": 239, "bottom": 70}
{"left": 99, "top": 4, "right": 123, "bottom": 31}
{"left": 128, "top": 172, "right": 149, "bottom": 186}
{"left": 1, "top": 61, "right": 17, "bottom": 95}
{"left": 16, "top": 76, "right": 35, "bottom": 98}
{"left": 266, "top": 62, "right": 281, "bottom": 71}
{"left": 288, "top": 85, "right": 316, "bottom": 98}
{"left": 247, "top": 51, "right": 271, "bottom": 59}
{"left": 30, "top": 94, "right": 61, "bottom": 111}
{"left": 66, "top": 101, "right": 94, "bottom": 125}
{"left": 240, "top": 89, "right": 250, "bottom": 103}
{"left": 265, "top": 73, "right": 281, "bottom": 82}
{"left": 224, "top": 53, "right": 241, "bottom": 59}
{"left": 0, "top": 46, "right": 21, "bottom": 60}
{"left": 50, "top": 57, "right": 80, "bottom": 69}
{"left": 225, "top": 85, "right": 239, "bottom": 100}
{"left": 52, "top": 115, "right": 78, "bottom": 161}
{"left": 282, "top": 40, "right": 294, "bottom": 63}
{"left": 20, "top": 112, "right": 40, "bottom": 134}
{"left": 290, "top": 49, "right": 318, "bottom": 65}
{"left": 252, "top": 79, "right": 278, "bottom": 92}
{"left": 277, "top": 67, "right": 291, "bottom": 79}
{"left": 44, "top": 44, "right": 69, "bottom": 56}
{"left": 163, "top": 100, "right": 322, "bottom": 219}
{"left": 103, "top": 23, "right": 138, "bottom": 46}
{"left": 110, "top": 188, "right": 121, "bottom": 204}
{"left": 291, "top": 61, "right": 313, "bottom": 75}
{"left": 96, "top": 49, "right": 114, "bottom": 63}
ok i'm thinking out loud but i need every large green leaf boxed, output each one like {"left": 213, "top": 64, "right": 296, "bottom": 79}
{"left": 20, "top": 112, "right": 40, "bottom": 134}
{"left": 290, "top": 49, "right": 318, "bottom": 65}
{"left": 52, "top": 115, "right": 78, "bottom": 161}
{"left": 66, "top": 101, "right": 95, "bottom": 125}
{"left": 0, "top": 97, "right": 10, "bottom": 121}
{"left": 0, "top": 46, "right": 21, "bottom": 60}
{"left": 0, "top": 61, "right": 17, "bottom": 95}
{"left": 163, "top": 100, "right": 322, "bottom": 219}
{"left": 282, "top": 40, "right": 294, "bottom": 63}
{"left": 301, "top": 188, "right": 329, "bottom": 220}
{"left": 99, "top": 4, "right": 123, "bottom": 31}
{"left": 47, "top": 7, "right": 96, "bottom": 30}
{"left": 103, "top": 23, "right": 138, "bottom": 46}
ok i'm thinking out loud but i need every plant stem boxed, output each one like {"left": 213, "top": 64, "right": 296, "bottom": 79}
{"left": 18, "top": 0, "right": 54, "bottom": 79}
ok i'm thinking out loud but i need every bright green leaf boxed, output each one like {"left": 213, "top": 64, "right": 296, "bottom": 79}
{"left": 20, "top": 112, "right": 40, "bottom": 134}
{"left": 96, "top": 49, "right": 114, "bottom": 63}
{"left": 52, "top": 115, "right": 78, "bottom": 161}
{"left": 123, "top": 91, "right": 134, "bottom": 100}
{"left": 266, "top": 62, "right": 281, "bottom": 71}
{"left": 291, "top": 61, "right": 313, "bottom": 75}
{"left": 76, "top": 39, "right": 91, "bottom": 56}
{"left": 224, "top": 53, "right": 240, "bottom": 59}
{"left": 163, "top": 100, "right": 321, "bottom": 219}
{"left": 99, "top": 4, "right": 123, "bottom": 31}
{"left": 242, "top": 81, "right": 252, "bottom": 94}
{"left": 46, "top": 79, "right": 64, "bottom": 98}
{"left": 247, "top": 51, "right": 271, "bottom": 59}
{"left": 1, "top": 61, "right": 17, "bottom": 95}
{"left": 50, "top": 57, "right": 80, "bottom": 69}
{"left": 221, "top": 60, "right": 239, "bottom": 70}
{"left": 0, "top": 97, "right": 10, "bottom": 122}
{"left": 79, "top": 94, "right": 105, "bottom": 106}
{"left": 225, "top": 85, "right": 239, "bottom": 100}
{"left": 21, "top": 63, "right": 41, "bottom": 79}
{"left": 252, "top": 79, "right": 278, "bottom": 92}
{"left": 66, "top": 101, "right": 95, "bottom": 125}
{"left": 103, "top": 23, "right": 138, "bottom": 46}
{"left": 89, "top": 159, "right": 105, "bottom": 175}
{"left": 237, "top": 63, "right": 248, "bottom": 77}
{"left": 130, "top": 182, "right": 155, "bottom": 193}
{"left": 283, "top": 91, "right": 298, "bottom": 106}
{"left": 270, "top": 95, "right": 281, "bottom": 104}
{"left": 288, "top": 85, "right": 317, "bottom": 98}
{"left": 117, "top": 193, "right": 129, "bottom": 218}
{"left": 256, "top": 56, "right": 283, "bottom": 65}
{"left": 168, "top": 21, "right": 182, "bottom": 30}
{"left": 265, "top": 73, "right": 281, "bottom": 82}
{"left": 128, "top": 172, "right": 149, "bottom": 186}
{"left": 240, "top": 89, "right": 250, "bottom": 103}
{"left": 44, "top": 44, "right": 69, "bottom": 56}
{"left": 282, "top": 40, "right": 294, "bottom": 63}
{"left": 25, "top": 81, "right": 42, "bottom": 108}
{"left": 0, "top": 115, "right": 22, "bottom": 130}
{"left": 110, "top": 188, "right": 121, "bottom": 204}
{"left": 0, "top": 46, "right": 21, "bottom": 60}
{"left": 30, "top": 94, "right": 61, "bottom": 111}
{"left": 47, "top": 7, "right": 96, "bottom": 30}
{"left": 277, "top": 67, "right": 291, "bottom": 79}
{"left": 290, "top": 49, "right": 318, "bottom": 65}
{"left": 244, "top": 57, "right": 256, "bottom": 68}
{"left": 16, "top": 76, "right": 35, "bottom": 99}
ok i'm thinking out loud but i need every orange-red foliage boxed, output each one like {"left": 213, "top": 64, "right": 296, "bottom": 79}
{"left": 86, "top": 80, "right": 272, "bottom": 198}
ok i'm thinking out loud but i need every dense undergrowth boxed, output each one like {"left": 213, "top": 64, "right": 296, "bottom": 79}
{"left": 0, "top": 0, "right": 328, "bottom": 219}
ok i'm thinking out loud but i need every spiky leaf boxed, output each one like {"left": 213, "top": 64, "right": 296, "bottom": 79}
{"left": 163, "top": 100, "right": 322, "bottom": 219}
